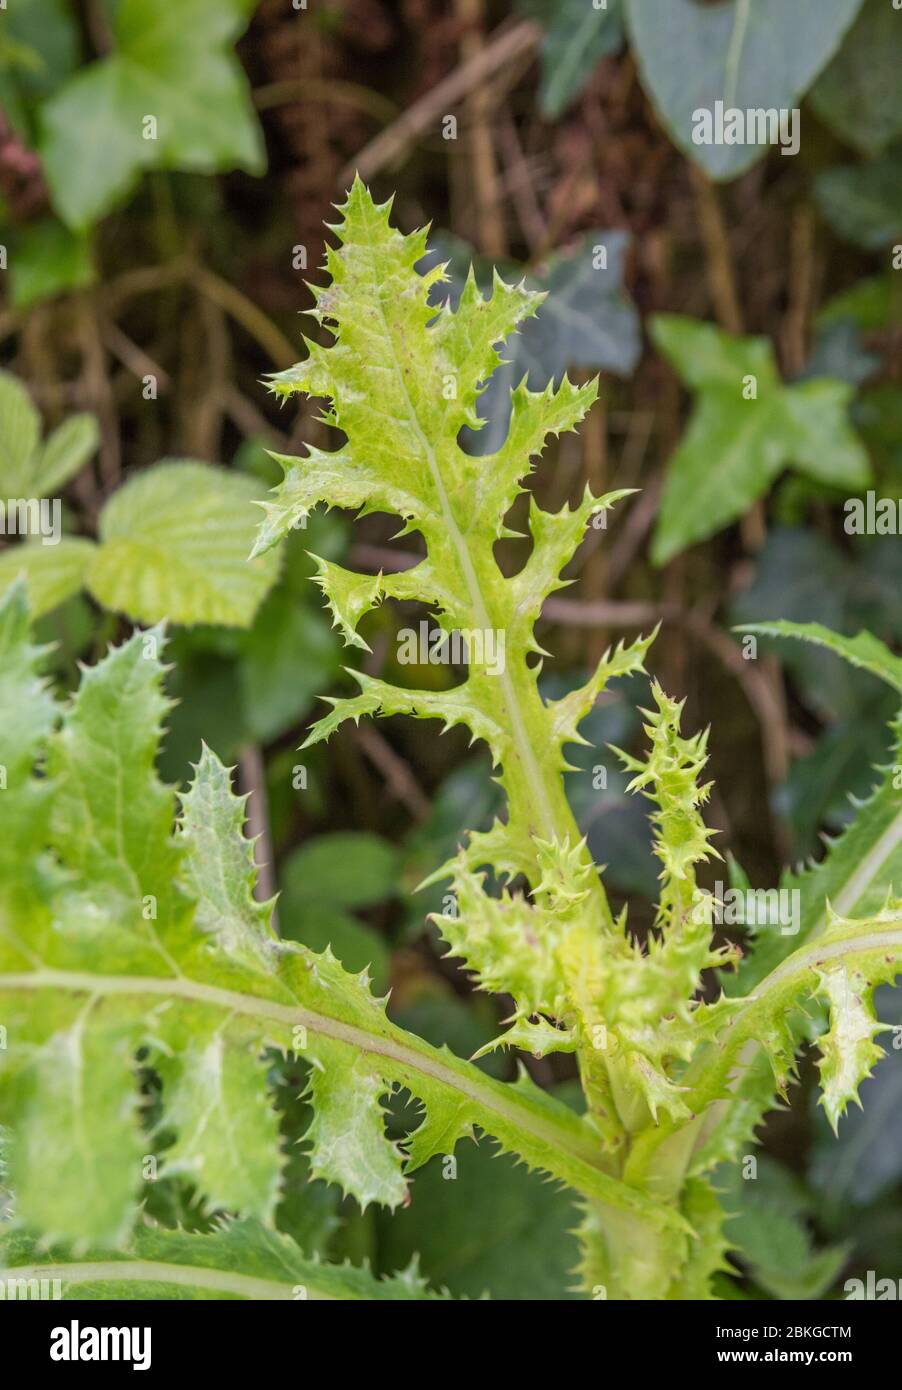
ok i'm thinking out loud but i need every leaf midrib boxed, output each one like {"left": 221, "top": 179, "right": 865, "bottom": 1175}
{"left": 0, "top": 1258, "right": 327, "bottom": 1301}
{"left": 0, "top": 964, "right": 675, "bottom": 1222}
{"left": 357, "top": 195, "right": 557, "bottom": 842}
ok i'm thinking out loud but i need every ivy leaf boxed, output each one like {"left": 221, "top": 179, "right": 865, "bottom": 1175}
{"left": 86, "top": 461, "right": 280, "bottom": 627}
{"left": 819, "top": 273, "right": 900, "bottom": 333}
{"left": 518, "top": 0, "right": 625, "bottom": 119}
{"left": 626, "top": 0, "right": 864, "bottom": 180}
{"left": 426, "top": 230, "right": 640, "bottom": 455}
{"left": 0, "top": 0, "right": 81, "bottom": 137}
{"left": 815, "top": 149, "right": 902, "bottom": 251}
{"left": 237, "top": 591, "right": 341, "bottom": 743}
{"left": 5, "top": 219, "right": 94, "bottom": 311}
{"left": 808, "top": 0, "right": 902, "bottom": 155}
{"left": 39, "top": 0, "right": 265, "bottom": 230}
{"left": 650, "top": 316, "right": 871, "bottom": 565}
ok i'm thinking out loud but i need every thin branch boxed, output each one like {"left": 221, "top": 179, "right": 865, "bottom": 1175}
{"left": 102, "top": 320, "right": 171, "bottom": 391}
{"left": 457, "top": 0, "right": 507, "bottom": 259}
{"left": 193, "top": 265, "right": 297, "bottom": 370}
{"left": 341, "top": 19, "right": 539, "bottom": 185}
{"left": 254, "top": 78, "right": 398, "bottom": 126}
{"left": 543, "top": 595, "right": 789, "bottom": 784}
{"left": 352, "top": 723, "right": 431, "bottom": 822}
{"left": 689, "top": 165, "right": 742, "bottom": 336}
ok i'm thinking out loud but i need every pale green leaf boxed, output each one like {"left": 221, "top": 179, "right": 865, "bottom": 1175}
{"left": 816, "top": 964, "right": 886, "bottom": 1131}
{"left": 0, "top": 538, "right": 97, "bottom": 618}
{"left": 7, "top": 219, "right": 94, "bottom": 311}
{"left": 0, "top": 606, "right": 682, "bottom": 1245}
{"left": 177, "top": 743, "right": 275, "bottom": 965}
{"left": 0, "top": 370, "right": 97, "bottom": 498}
{"left": 304, "top": 1048, "right": 407, "bottom": 1210}
{"left": 161, "top": 1035, "right": 283, "bottom": 1219}
{"left": 0, "top": 580, "right": 58, "bottom": 893}
{"left": 36, "top": 413, "right": 100, "bottom": 494}
{"left": 9, "top": 1016, "right": 144, "bottom": 1247}
{"left": 88, "top": 461, "right": 280, "bottom": 627}
{"left": 0, "top": 372, "right": 41, "bottom": 496}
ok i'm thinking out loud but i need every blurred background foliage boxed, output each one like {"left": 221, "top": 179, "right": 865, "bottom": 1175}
{"left": 1, "top": 0, "right": 901, "bottom": 1299}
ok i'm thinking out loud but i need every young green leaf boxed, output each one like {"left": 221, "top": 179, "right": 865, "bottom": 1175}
{"left": 86, "top": 461, "right": 280, "bottom": 627}
{"left": 0, "top": 538, "right": 97, "bottom": 620}
{"left": 0, "top": 370, "right": 97, "bottom": 497}
{"left": 650, "top": 315, "right": 870, "bottom": 565}
{"left": 39, "top": 0, "right": 265, "bottom": 230}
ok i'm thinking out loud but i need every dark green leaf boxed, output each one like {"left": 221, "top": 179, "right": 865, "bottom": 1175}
{"left": 809, "top": 0, "right": 902, "bottom": 154}
{"left": 281, "top": 832, "right": 400, "bottom": 910}
{"left": 375, "top": 1139, "right": 580, "bottom": 1299}
{"left": 627, "top": 0, "right": 863, "bottom": 180}
{"left": 816, "top": 149, "right": 902, "bottom": 250}
{"left": 519, "top": 0, "right": 625, "bottom": 118}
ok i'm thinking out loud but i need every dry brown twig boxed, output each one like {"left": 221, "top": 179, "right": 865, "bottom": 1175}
{"left": 340, "top": 18, "right": 540, "bottom": 185}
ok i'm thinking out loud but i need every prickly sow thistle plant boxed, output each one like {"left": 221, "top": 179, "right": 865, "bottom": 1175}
{"left": 2, "top": 180, "right": 902, "bottom": 1301}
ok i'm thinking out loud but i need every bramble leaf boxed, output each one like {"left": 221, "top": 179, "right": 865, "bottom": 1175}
{"left": 0, "top": 539, "right": 98, "bottom": 619}
{"left": 87, "top": 461, "right": 280, "bottom": 627}
{"left": 0, "top": 370, "right": 97, "bottom": 497}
